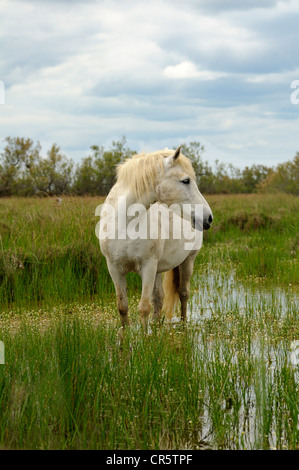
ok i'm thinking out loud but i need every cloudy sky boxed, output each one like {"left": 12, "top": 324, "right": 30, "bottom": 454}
{"left": 1, "top": 0, "right": 299, "bottom": 168}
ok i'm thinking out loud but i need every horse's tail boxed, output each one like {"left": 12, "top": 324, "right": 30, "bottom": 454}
{"left": 163, "top": 267, "right": 180, "bottom": 318}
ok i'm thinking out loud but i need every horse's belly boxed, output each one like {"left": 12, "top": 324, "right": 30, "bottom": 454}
{"left": 157, "top": 239, "right": 199, "bottom": 273}
{"left": 101, "top": 237, "right": 165, "bottom": 274}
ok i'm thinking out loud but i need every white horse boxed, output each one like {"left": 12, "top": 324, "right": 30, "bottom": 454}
{"left": 99, "top": 146, "right": 213, "bottom": 330}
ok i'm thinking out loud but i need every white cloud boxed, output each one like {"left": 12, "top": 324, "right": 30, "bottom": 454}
{"left": 163, "top": 61, "right": 227, "bottom": 80}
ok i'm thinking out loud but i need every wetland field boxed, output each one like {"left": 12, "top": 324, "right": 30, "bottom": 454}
{"left": 0, "top": 194, "right": 298, "bottom": 450}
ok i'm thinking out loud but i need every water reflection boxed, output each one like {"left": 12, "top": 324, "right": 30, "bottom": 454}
{"left": 183, "top": 269, "right": 299, "bottom": 449}
{"left": 190, "top": 269, "right": 298, "bottom": 321}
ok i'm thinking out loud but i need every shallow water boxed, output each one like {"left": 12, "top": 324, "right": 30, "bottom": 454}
{"left": 189, "top": 268, "right": 298, "bottom": 321}
{"left": 184, "top": 268, "right": 299, "bottom": 449}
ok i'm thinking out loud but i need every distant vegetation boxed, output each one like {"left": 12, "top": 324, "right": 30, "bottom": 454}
{"left": 0, "top": 136, "right": 298, "bottom": 196}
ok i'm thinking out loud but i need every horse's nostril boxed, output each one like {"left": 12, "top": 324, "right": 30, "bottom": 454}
{"left": 208, "top": 214, "right": 213, "bottom": 224}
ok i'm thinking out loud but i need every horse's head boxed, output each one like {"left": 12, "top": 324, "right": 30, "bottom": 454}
{"left": 155, "top": 146, "right": 213, "bottom": 231}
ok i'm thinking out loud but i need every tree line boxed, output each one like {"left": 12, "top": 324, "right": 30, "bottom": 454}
{"left": 0, "top": 136, "right": 298, "bottom": 196}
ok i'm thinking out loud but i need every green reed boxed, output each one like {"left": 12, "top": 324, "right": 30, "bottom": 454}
{"left": 0, "top": 294, "right": 297, "bottom": 450}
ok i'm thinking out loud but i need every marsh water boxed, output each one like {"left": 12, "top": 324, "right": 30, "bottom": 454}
{"left": 179, "top": 267, "right": 299, "bottom": 449}
{"left": 189, "top": 268, "right": 298, "bottom": 320}
{"left": 99, "top": 267, "right": 299, "bottom": 449}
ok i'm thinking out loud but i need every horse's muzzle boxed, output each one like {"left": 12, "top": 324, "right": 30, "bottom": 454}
{"left": 203, "top": 214, "right": 213, "bottom": 231}
{"left": 192, "top": 213, "right": 213, "bottom": 231}
{"left": 191, "top": 215, "right": 203, "bottom": 231}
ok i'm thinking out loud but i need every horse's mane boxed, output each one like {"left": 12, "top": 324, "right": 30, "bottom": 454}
{"left": 116, "top": 149, "right": 195, "bottom": 199}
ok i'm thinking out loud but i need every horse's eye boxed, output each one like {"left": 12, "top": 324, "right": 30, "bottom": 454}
{"left": 181, "top": 178, "right": 190, "bottom": 184}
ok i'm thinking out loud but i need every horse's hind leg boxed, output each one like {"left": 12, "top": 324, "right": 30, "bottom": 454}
{"left": 107, "top": 261, "right": 128, "bottom": 328}
{"left": 178, "top": 253, "right": 197, "bottom": 321}
{"left": 152, "top": 273, "right": 164, "bottom": 322}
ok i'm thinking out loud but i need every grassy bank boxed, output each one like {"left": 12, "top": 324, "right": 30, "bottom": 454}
{"left": 200, "top": 193, "right": 299, "bottom": 286}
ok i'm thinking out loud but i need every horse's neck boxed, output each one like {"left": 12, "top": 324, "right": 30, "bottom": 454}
{"left": 116, "top": 185, "right": 157, "bottom": 209}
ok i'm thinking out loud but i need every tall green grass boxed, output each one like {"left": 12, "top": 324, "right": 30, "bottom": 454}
{"left": 0, "top": 314, "right": 203, "bottom": 449}
{"left": 197, "top": 193, "right": 299, "bottom": 286}
{"left": 0, "top": 299, "right": 297, "bottom": 450}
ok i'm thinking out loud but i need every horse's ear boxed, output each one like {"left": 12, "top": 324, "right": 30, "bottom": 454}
{"left": 173, "top": 145, "right": 181, "bottom": 161}
{"left": 165, "top": 146, "right": 181, "bottom": 168}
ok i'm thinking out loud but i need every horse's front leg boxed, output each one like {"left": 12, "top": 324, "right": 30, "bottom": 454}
{"left": 107, "top": 260, "right": 128, "bottom": 329}
{"left": 139, "top": 260, "right": 158, "bottom": 330}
